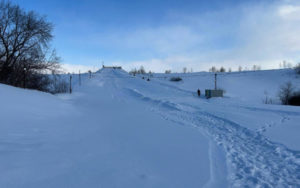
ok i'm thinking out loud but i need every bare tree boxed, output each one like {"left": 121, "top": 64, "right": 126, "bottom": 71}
{"left": 129, "top": 68, "right": 137, "bottom": 75}
{"left": 238, "top": 66, "right": 242, "bottom": 72}
{"left": 138, "top": 66, "right": 146, "bottom": 74}
{"left": 0, "top": 1, "right": 59, "bottom": 90}
{"left": 252, "top": 65, "right": 261, "bottom": 71}
{"left": 282, "top": 61, "right": 292, "bottom": 69}
{"left": 183, "top": 67, "right": 187, "bottom": 73}
{"left": 278, "top": 81, "right": 294, "bottom": 105}
{"left": 129, "top": 66, "right": 146, "bottom": 75}
{"left": 209, "top": 66, "right": 217, "bottom": 72}
{"left": 220, "top": 67, "right": 226, "bottom": 72}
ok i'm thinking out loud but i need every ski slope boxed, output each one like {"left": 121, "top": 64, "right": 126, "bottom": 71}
{"left": 0, "top": 68, "right": 300, "bottom": 187}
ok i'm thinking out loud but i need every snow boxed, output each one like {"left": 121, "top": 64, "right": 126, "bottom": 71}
{"left": 0, "top": 68, "right": 299, "bottom": 187}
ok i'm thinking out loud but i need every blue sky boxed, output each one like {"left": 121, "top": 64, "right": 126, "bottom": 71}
{"left": 12, "top": 0, "right": 300, "bottom": 72}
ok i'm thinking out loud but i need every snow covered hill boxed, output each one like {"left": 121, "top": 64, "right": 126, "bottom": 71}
{"left": 0, "top": 68, "right": 299, "bottom": 187}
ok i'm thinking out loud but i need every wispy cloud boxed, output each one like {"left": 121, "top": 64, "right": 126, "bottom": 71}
{"left": 83, "top": 0, "right": 297, "bottom": 72}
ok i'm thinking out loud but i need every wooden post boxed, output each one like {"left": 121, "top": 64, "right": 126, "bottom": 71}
{"left": 214, "top": 73, "right": 217, "bottom": 90}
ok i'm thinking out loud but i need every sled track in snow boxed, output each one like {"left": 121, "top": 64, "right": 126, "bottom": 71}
{"left": 124, "top": 88, "right": 300, "bottom": 187}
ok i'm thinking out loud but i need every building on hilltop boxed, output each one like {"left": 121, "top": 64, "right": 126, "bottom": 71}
{"left": 102, "top": 65, "right": 122, "bottom": 69}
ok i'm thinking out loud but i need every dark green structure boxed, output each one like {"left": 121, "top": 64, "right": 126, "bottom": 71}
{"left": 205, "top": 89, "right": 223, "bottom": 98}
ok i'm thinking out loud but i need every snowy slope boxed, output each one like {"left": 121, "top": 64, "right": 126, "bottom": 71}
{"left": 1, "top": 68, "right": 300, "bottom": 187}
{"left": 108, "top": 69, "right": 300, "bottom": 187}
{"left": 152, "top": 69, "right": 300, "bottom": 104}
{"left": 0, "top": 71, "right": 215, "bottom": 187}
{"left": 149, "top": 69, "right": 300, "bottom": 150}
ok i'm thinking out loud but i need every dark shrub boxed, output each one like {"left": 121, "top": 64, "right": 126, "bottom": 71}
{"left": 170, "top": 77, "right": 182, "bottom": 82}
{"left": 278, "top": 82, "right": 294, "bottom": 105}
{"left": 295, "top": 63, "right": 300, "bottom": 74}
{"left": 288, "top": 94, "right": 300, "bottom": 106}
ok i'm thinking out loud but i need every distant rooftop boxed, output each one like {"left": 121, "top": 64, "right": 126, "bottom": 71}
{"left": 102, "top": 65, "right": 122, "bottom": 69}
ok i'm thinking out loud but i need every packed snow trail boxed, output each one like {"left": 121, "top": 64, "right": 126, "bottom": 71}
{"left": 102, "top": 69, "right": 300, "bottom": 187}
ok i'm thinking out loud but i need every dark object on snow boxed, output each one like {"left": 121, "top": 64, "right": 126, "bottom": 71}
{"left": 170, "top": 77, "right": 182, "bottom": 82}
{"left": 278, "top": 82, "right": 294, "bottom": 105}
{"left": 197, "top": 89, "right": 201, "bottom": 97}
{"left": 288, "top": 94, "right": 300, "bottom": 106}
{"left": 102, "top": 65, "right": 122, "bottom": 69}
{"left": 142, "top": 77, "right": 145, "bottom": 79}
{"left": 147, "top": 78, "right": 150, "bottom": 81}
{"left": 69, "top": 75, "right": 72, "bottom": 94}
{"left": 205, "top": 89, "right": 223, "bottom": 98}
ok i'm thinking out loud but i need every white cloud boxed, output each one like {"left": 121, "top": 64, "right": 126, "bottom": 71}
{"left": 63, "top": 0, "right": 300, "bottom": 73}
{"left": 278, "top": 5, "right": 300, "bottom": 20}
{"left": 233, "top": 2, "right": 300, "bottom": 63}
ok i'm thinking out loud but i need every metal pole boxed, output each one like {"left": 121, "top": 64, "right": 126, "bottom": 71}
{"left": 214, "top": 73, "right": 217, "bottom": 90}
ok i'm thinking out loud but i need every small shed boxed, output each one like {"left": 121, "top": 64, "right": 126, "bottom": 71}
{"left": 205, "top": 89, "right": 223, "bottom": 98}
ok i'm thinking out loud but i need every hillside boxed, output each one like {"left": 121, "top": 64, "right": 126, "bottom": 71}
{"left": 0, "top": 68, "right": 299, "bottom": 187}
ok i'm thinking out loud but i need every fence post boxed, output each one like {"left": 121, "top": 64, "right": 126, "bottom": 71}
{"left": 214, "top": 73, "right": 217, "bottom": 90}
{"left": 69, "top": 74, "right": 72, "bottom": 94}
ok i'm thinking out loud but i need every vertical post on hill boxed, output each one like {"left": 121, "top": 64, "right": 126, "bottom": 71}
{"left": 88, "top": 70, "right": 91, "bottom": 79}
{"left": 214, "top": 73, "right": 217, "bottom": 90}
{"left": 69, "top": 74, "right": 72, "bottom": 94}
{"left": 79, "top": 70, "right": 81, "bottom": 86}
{"left": 23, "top": 67, "right": 26, "bottom": 89}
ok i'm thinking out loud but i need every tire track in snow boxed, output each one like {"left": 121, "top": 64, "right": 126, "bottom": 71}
{"left": 123, "top": 88, "right": 300, "bottom": 187}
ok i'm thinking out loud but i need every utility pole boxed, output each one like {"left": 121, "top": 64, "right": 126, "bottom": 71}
{"left": 23, "top": 58, "right": 26, "bottom": 89}
{"left": 214, "top": 73, "right": 217, "bottom": 90}
{"left": 79, "top": 70, "right": 81, "bottom": 86}
{"left": 69, "top": 74, "right": 72, "bottom": 94}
